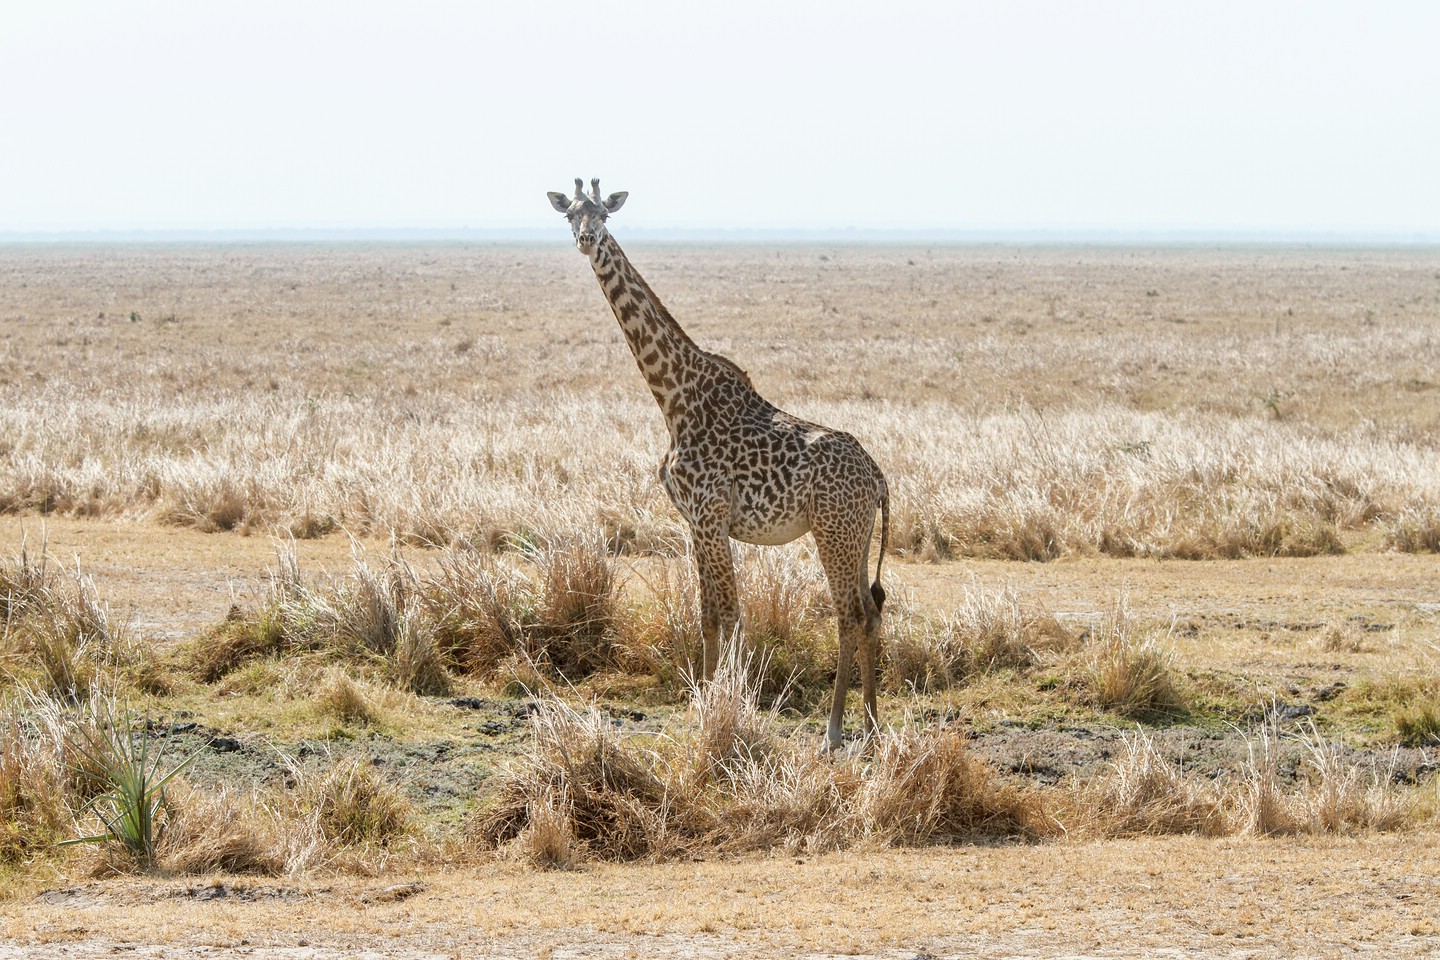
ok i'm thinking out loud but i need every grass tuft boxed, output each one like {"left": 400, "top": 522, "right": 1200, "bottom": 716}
{"left": 1394, "top": 699, "right": 1440, "bottom": 747}
{"left": 1082, "top": 598, "right": 1185, "bottom": 719}
{"left": 473, "top": 698, "right": 675, "bottom": 862}
{"left": 890, "top": 583, "right": 1074, "bottom": 693}
{"left": 1385, "top": 504, "right": 1440, "bottom": 553}
{"left": 292, "top": 754, "right": 414, "bottom": 848}
{"left": 0, "top": 704, "right": 69, "bottom": 864}
{"left": 530, "top": 535, "right": 622, "bottom": 677}
{"left": 1071, "top": 729, "right": 1227, "bottom": 837}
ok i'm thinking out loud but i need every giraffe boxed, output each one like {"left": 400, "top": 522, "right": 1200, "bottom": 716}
{"left": 547, "top": 178, "right": 890, "bottom": 751}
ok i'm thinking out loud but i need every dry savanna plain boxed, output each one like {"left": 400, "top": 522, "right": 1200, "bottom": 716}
{"left": 2, "top": 240, "right": 1440, "bottom": 958}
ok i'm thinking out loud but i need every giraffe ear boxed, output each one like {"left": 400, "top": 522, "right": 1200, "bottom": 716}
{"left": 547, "top": 192, "right": 572, "bottom": 214}
{"left": 602, "top": 191, "right": 628, "bottom": 213}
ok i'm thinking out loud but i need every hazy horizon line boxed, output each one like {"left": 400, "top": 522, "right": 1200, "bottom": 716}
{"left": 3, "top": 225, "right": 1437, "bottom": 246}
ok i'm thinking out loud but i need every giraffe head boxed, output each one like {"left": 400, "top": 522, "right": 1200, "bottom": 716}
{"left": 547, "top": 178, "right": 628, "bottom": 255}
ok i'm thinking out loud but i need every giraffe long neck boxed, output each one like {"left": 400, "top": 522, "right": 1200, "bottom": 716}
{"left": 588, "top": 235, "right": 709, "bottom": 422}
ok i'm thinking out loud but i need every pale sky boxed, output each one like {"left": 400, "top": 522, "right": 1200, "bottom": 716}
{"left": 3, "top": 1, "right": 1438, "bottom": 235}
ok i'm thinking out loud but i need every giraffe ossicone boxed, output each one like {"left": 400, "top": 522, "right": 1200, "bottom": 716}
{"left": 548, "top": 178, "right": 890, "bottom": 751}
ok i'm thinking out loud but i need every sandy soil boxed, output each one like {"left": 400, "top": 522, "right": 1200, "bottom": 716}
{"left": 4, "top": 835, "right": 1438, "bottom": 958}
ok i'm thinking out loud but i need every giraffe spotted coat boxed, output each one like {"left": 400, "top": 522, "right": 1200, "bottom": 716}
{"left": 548, "top": 179, "right": 889, "bottom": 750}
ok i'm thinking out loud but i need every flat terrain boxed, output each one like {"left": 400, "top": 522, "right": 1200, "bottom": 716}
{"left": 5, "top": 835, "right": 1439, "bottom": 958}
{"left": 2, "top": 242, "right": 1439, "bottom": 957}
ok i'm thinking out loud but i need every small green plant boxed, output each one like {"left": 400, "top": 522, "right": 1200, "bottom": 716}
{"left": 1394, "top": 700, "right": 1440, "bottom": 746}
{"left": 59, "top": 696, "right": 200, "bottom": 865}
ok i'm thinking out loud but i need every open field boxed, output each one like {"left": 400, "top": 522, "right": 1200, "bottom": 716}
{"left": 2, "top": 242, "right": 1440, "bottom": 956}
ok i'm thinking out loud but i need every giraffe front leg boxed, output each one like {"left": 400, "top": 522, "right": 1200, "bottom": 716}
{"left": 827, "top": 624, "right": 856, "bottom": 752}
{"left": 689, "top": 517, "right": 738, "bottom": 683}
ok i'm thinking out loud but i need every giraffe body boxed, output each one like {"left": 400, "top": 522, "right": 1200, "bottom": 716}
{"left": 548, "top": 179, "right": 888, "bottom": 750}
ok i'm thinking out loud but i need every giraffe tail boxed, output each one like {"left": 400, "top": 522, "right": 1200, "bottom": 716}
{"left": 870, "top": 480, "right": 889, "bottom": 614}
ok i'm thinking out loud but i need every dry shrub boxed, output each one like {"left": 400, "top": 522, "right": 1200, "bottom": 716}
{"left": 293, "top": 755, "right": 414, "bottom": 848}
{"left": 891, "top": 584, "right": 1073, "bottom": 693}
{"left": 194, "top": 545, "right": 453, "bottom": 696}
{"left": 473, "top": 699, "right": 679, "bottom": 863}
{"left": 1070, "top": 729, "right": 1227, "bottom": 837}
{"left": 1386, "top": 504, "right": 1440, "bottom": 553}
{"left": 530, "top": 535, "right": 621, "bottom": 677}
{"left": 1082, "top": 598, "right": 1185, "bottom": 719}
{"left": 0, "top": 705, "right": 70, "bottom": 863}
{"left": 427, "top": 538, "right": 624, "bottom": 682}
{"left": 186, "top": 544, "right": 327, "bottom": 682}
{"left": 853, "top": 725, "right": 1048, "bottom": 844}
{"left": 155, "top": 781, "right": 284, "bottom": 876}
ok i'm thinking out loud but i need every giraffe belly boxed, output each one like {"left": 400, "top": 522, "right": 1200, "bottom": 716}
{"left": 728, "top": 510, "right": 811, "bottom": 546}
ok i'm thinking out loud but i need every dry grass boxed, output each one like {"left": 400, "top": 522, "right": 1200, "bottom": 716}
{"left": 1231, "top": 717, "right": 1412, "bottom": 836}
{"left": 473, "top": 698, "right": 677, "bottom": 863}
{"left": 291, "top": 754, "right": 415, "bottom": 849}
{"left": 151, "top": 781, "right": 285, "bottom": 876}
{"left": 3, "top": 245, "right": 1438, "bottom": 562}
{"left": 315, "top": 669, "right": 383, "bottom": 727}
{"left": 0, "top": 704, "right": 70, "bottom": 864}
{"left": 0, "top": 548, "right": 150, "bottom": 700}
{"left": 1387, "top": 503, "right": 1440, "bottom": 553}
{"left": 890, "top": 582, "right": 1075, "bottom": 692}
{"left": 1081, "top": 597, "right": 1186, "bottom": 719}
{"left": 1068, "top": 728, "right": 1228, "bottom": 837}
{"left": 476, "top": 681, "right": 1050, "bottom": 863}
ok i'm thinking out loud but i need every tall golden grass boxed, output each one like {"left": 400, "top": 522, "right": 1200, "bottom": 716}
{"left": 2, "top": 244, "right": 1438, "bottom": 559}
{"left": 3, "top": 391, "right": 1435, "bottom": 559}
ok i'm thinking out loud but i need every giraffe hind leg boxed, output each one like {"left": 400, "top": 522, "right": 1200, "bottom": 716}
{"left": 816, "top": 535, "right": 871, "bottom": 752}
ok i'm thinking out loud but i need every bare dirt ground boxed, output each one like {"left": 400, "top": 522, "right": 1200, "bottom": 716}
{"left": 5, "top": 835, "right": 1439, "bottom": 959}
